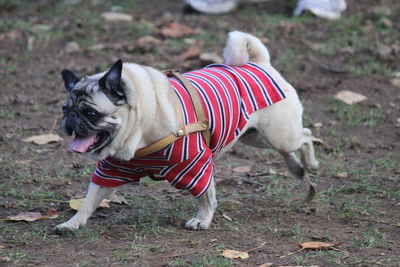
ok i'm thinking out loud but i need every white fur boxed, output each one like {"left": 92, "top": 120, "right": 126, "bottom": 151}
{"left": 56, "top": 31, "right": 318, "bottom": 233}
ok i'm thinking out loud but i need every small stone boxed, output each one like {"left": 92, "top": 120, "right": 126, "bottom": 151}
{"left": 101, "top": 12, "right": 133, "bottom": 23}
{"left": 199, "top": 52, "right": 223, "bottom": 64}
{"left": 64, "top": 41, "right": 81, "bottom": 53}
{"left": 379, "top": 17, "right": 393, "bottom": 28}
{"left": 312, "top": 122, "right": 323, "bottom": 128}
{"left": 391, "top": 78, "right": 400, "bottom": 88}
{"left": 336, "top": 172, "right": 348, "bottom": 179}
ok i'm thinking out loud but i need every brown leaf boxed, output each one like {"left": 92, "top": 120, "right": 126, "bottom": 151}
{"left": 135, "top": 36, "right": 162, "bottom": 52}
{"left": 258, "top": 263, "right": 274, "bottom": 267}
{"left": 108, "top": 193, "right": 128, "bottom": 205}
{"left": 160, "top": 23, "right": 199, "bottom": 38}
{"left": 334, "top": 90, "right": 367, "bottom": 105}
{"left": 233, "top": 165, "right": 251, "bottom": 173}
{"left": 22, "top": 133, "right": 62, "bottom": 145}
{"left": 221, "top": 249, "right": 249, "bottom": 259}
{"left": 179, "top": 41, "right": 202, "bottom": 61}
{"left": 299, "top": 241, "right": 336, "bottom": 250}
{"left": 0, "top": 245, "right": 5, "bottom": 250}
{"left": 6, "top": 209, "right": 58, "bottom": 222}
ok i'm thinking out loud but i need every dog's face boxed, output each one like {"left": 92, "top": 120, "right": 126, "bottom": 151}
{"left": 61, "top": 59, "right": 128, "bottom": 158}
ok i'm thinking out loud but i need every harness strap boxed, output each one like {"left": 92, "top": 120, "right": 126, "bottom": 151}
{"left": 134, "top": 70, "right": 211, "bottom": 159}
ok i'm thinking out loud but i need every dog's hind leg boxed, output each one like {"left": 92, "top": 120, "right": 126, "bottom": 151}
{"left": 185, "top": 177, "right": 217, "bottom": 230}
{"left": 300, "top": 128, "right": 319, "bottom": 172}
{"left": 56, "top": 182, "right": 113, "bottom": 232}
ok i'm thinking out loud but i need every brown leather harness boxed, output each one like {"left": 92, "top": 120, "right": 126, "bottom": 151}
{"left": 134, "top": 70, "right": 211, "bottom": 160}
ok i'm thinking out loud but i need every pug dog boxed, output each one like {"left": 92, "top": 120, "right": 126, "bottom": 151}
{"left": 56, "top": 31, "right": 319, "bottom": 232}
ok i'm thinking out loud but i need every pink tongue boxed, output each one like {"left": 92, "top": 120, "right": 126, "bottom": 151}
{"left": 69, "top": 134, "right": 97, "bottom": 153}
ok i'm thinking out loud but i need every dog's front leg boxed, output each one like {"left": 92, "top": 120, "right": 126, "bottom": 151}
{"left": 56, "top": 182, "right": 113, "bottom": 232}
{"left": 185, "top": 177, "right": 217, "bottom": 230}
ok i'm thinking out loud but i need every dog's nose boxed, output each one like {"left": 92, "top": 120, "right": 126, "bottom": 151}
{"left": 64, "top": 120, "right": 74, "bottom": 136}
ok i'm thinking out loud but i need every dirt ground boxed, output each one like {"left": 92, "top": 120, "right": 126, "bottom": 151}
{"left": 1, "top": 0, "right": 400, "bottom": 266}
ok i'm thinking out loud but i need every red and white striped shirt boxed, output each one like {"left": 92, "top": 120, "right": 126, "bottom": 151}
{"left": 91, "top": 62, "right": 286, "bottom": 198}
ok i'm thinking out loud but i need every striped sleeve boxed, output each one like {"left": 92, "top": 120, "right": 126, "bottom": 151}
{"left": 91, "top": 158, "right": 144, "bottom": 187}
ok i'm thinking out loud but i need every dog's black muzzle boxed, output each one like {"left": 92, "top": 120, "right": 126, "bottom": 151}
{"left": 62, "top": 112, "right": 92, "bottom": 137}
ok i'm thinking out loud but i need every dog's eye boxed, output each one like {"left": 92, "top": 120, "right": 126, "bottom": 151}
{"left": 85, "top": 110, "right": 98, "bottom": 118}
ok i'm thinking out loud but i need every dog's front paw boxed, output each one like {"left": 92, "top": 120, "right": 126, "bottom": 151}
{"left": 185, "top": 217, "right": 211, "bottom": 230}
{"left": 54, "top": 222, "right": 79, "bottom": 235}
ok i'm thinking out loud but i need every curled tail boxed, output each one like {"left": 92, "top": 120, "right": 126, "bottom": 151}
{"left": 223, "top": 31, "right": 271, "bottom": 66}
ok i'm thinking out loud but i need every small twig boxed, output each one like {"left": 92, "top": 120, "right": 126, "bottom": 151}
{"left": 280, "top": 248, "right": 304, "bottom": 258}
{"left": 237, "top": 177, "right": 264, "bottom": 187}
{"left": 319, "top": 64, "right": 348, "bottom": 74}
{"left": 49, "top": 119, "right": 58, "bottom": 133}
{"left": 246, "top": 241, "right": 267, "bottom": 253}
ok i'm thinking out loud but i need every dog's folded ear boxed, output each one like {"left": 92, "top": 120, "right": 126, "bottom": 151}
{"left": 61, "top": 69, "right": 79, "bottom": 92}
{"left": 99, "top": 59, "right": 125, "bottom": 102}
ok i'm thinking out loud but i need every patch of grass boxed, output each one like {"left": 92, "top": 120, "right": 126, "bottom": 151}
{"left": 335, "top": 199, "right": 376, "bottom": 219}
{"left": 0, "top": 108, "right": 18, "bottom": 119}
{"left": 191, "top": 255, "right": 231, "bottom": 267}
{"left": 329, "top": 100, "right": 388, "bottom": 127}
{"left": 352, "top": 227, "right": 392, "bottom": 249}
{"left": 130, "top": 19, "right": 158, "bottom": 37}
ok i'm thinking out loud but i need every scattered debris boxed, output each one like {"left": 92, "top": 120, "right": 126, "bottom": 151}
{"left": 334, "top": 90, "right": 367, "bottom": 105}
{"left": 0, "top": 256, "right": 11, "bottom": 262}
{"left": 6, "top": 209, "right": 58, "bottom": 222}
{"left": 101, "top": 12, "right": 133, "bottom": 23}
{"left": 22, "top": 133, "right": 62, "bottom": 145}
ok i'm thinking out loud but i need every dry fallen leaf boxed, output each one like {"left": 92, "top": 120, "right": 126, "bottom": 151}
{"left": 101, "top": 12, "right": 133, "bottom": 23}
{"left": 69, "top": 198, "right": 110, "bottom": 211}
{"left": 135, "top": 36, "right": 162, "bottom": 52}
{"left": 233, "top": 165, "right": 251, "bottom": 173}
{"left": 160, "top": 23, "right": 199, "bottom": 38}
{"left": 6, "top": 209, "right": 58, "bottom": 222}
{"left": 0, "top": 245, "right": 5, "bottom": 250}
{"left": 258, "top": 263, "right": 274, "bottom": 267}
{"left": 334, "top": 90, "right": 367, "bottom": 105}
{"left": 179, "top": 41, "right": 202, "bottom": 61}
{"left": 299, "top": 241, "right": 336, "bottom": 250}
{"left": 221, "top": 249, "right": 249, "bottom": 259}
{"left": 108, "top": 193, "right": 128, "bottom": 205}
{"left": 22, "top": 133, "right": 62, "bottom": 145}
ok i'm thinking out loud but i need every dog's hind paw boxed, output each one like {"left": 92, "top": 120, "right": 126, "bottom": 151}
{"left": 185, "top": 218, "right": 211, "bottom": 230}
